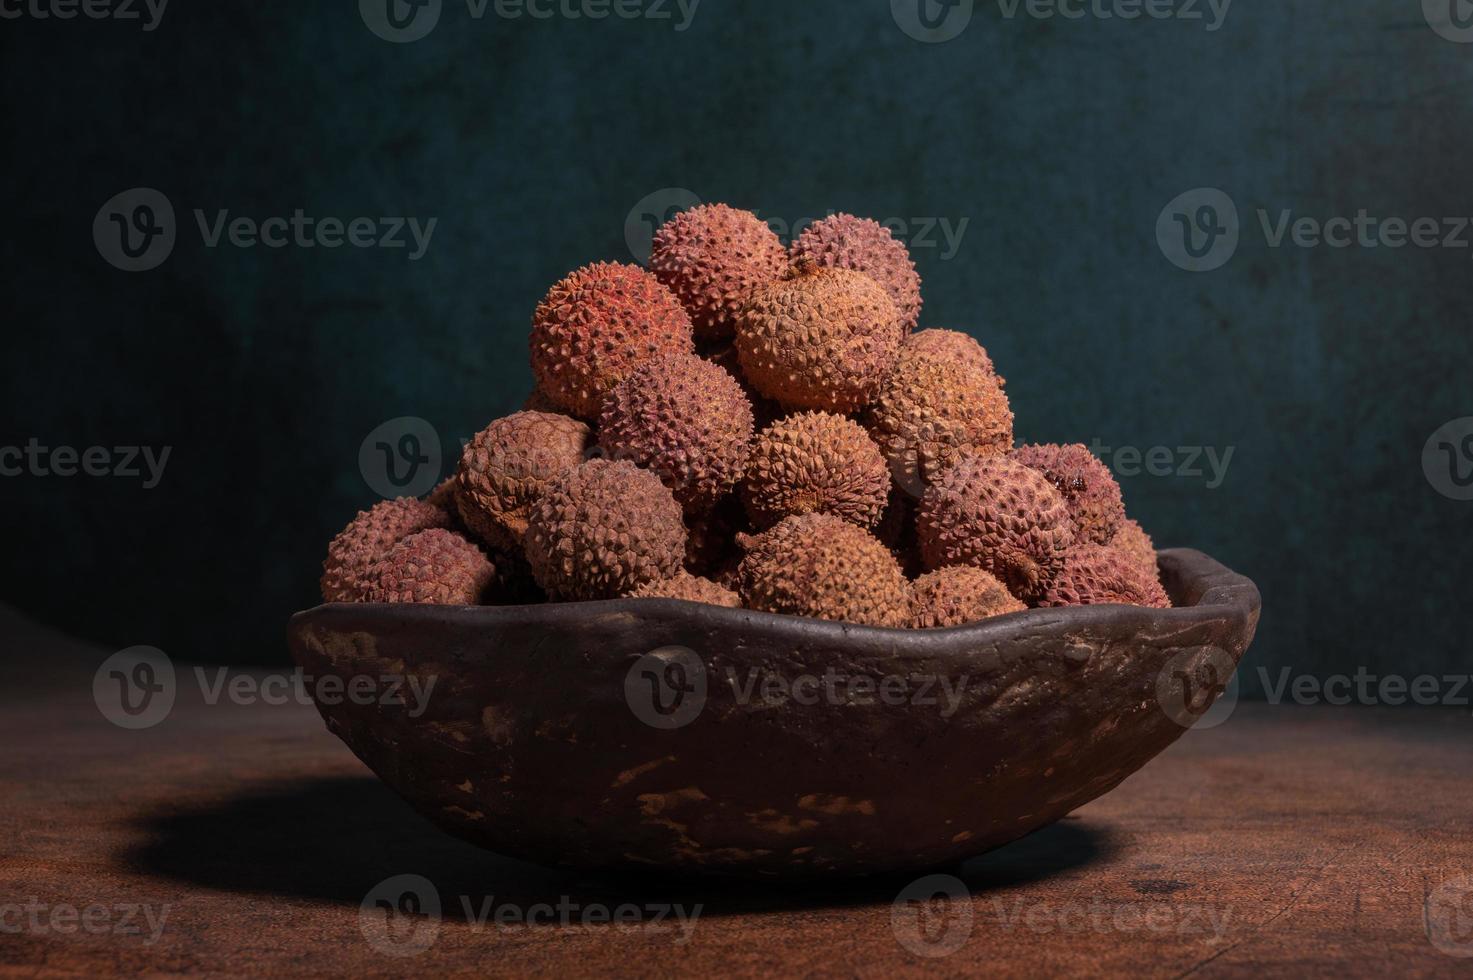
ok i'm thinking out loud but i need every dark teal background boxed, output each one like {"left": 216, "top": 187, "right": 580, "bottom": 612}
{"left": 2, "top": 1, "right": 1470, "bottom": 690}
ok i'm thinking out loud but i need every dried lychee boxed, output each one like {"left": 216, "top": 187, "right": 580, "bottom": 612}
{"left": 735, "top": 265, "right": 903, "bottom": 413}
{"left": 628, "top": 571, "right": 741, "bottom": 608}
{"left": 1039, "top": 544, "right": 1171, "bottom": 609}
{"left": 1010, "top": 443, "right": 1125, "bottom": 546}
{"left": 523, "top": 459, "right": 687, "bottom": 600}
{"left": 530, "top": 262, "right": 695, "bottom": 419}
{"left": 740, "top": 412, "right": 890, "bottom": 530}
{"left": 1111, "top": 518, "right": 1160, "bottom": 582}
{"left": 362, "top": 529, "right": 499, "bottom": 606}
{"left": 455, "top": 411, "right": 592, "bottom": 551}
{"left": 917, "top": 455, "right": 1075, "bottom": 602}
{"left": 649, "top": 204, "right": 788, "bottom": 342}
{"left": 320, "top": 497, "right": 454, "bottom": 603}
{"left": 910, "top": 566, "right": 1026, "bottom": 629}
{"left": 737, "top": 513, "right": 911, "bottom": 627}
{"left": 905, "top": 328, "right": 998, "bottom": 380}
{"left": 865, "top": 348, "right": 1013, "bottom": 493}
{"left": 597, "top": 352, "right": 754, "bottom": 511}
{"left": 791, "top": 213, "right": 922, "bottom": 334}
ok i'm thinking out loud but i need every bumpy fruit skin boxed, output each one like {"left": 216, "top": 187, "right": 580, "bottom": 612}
{"left": 455, "top": 411, "right": 592, "bottom": 551}
{"left": 530, "top": 262, "right": 695, "bottom": 419}
{"left": 790, "top": 214, "right": 922, "bottom": 334}
{"left": 321, "top": 498, "right": 453, "bottom": 603}
{"left": 649, "top": 204, "right": 788, "bottom": 342}
{"left": 1039, "top": 544, "right": 1171, "bottom": 609}
{"left": 917, "top": 455, "right": 1075, "bottom": 602}
{"left": 362, "top": 529, "right": 498, "bottom": 606}
{"left": 910, "top": 566, "right": 1027, "bottom": 629}
{"left": 629, "top": 571, "right": 741, "bottom": 608}
{"left": 735, "top": 266, "right": 904, "bottom": 413}
{"left": 865, "top": 348, "right": 1013, "bottom": 494}
{"left": 741, "top": 412, "right": 890, "bottom": 530}
{"left": 1111, "top": 518, "right": 1160, "bottom": 582}
{"left": 737, "top": 513, "right": 911, "bottom": 627}
{"left": 906, "top": 329, "right": 998, "bottom": 380}
{"left": 597, "top": 353, "right": 754, "bottom": 511}
{"left": 524, "top": 459, "right": 687, "bottom": 600}
{"left": 1010, "top": 443, "right": 1126, "bottom": 546}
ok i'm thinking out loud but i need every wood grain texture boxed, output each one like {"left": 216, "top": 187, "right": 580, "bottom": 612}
{"left": 2, "top": 608, "right": 1469, "bottom": 977}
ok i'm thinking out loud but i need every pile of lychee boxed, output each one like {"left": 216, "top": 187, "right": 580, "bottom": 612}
{"left": 321, "top": 204, "right": 1170, "bottom": 629}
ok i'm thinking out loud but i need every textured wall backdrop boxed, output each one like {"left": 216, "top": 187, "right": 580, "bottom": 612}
{"left": 1, "top": 1, "right": 1470, "bottom": 692}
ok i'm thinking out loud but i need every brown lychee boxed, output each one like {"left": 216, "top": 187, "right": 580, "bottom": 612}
{"left": 1039, "top": 544, "right": 1171, "bottom": 609}
{"left": 530, "top": 261, "right": 695, "bottom": 419}
{"left": 320, "top": 497, "right": 454, "bottom": 603}
{"left": 649, "top": 203, "right": 788, "bottom": 342}
{"left": 1010, "top": 443, "right": 1126, "bottom": 545}
{"left": 523, "top": 459, "right": 687, "bottom": 600}
{"left": 905, "top": 328, "right": 998, "bottom": 380}
{"left": 735, "top": 265, "right": 903, "bottom": 413}
{"left": 740, "top": 412, "right": 890, "bottom": 530}
{"left": 1111, "top": 518, "right": 1160, "bottom": 582}
{"left": 916, "top": 455, "right": 1075, "bottom": 602}
{"left": 737, "top": 513, "right": 911, "bottom": 627}
{"left": 628, "top": 571, "right": 742, "bottom": 608}
{"left": 455, "top": 411, "right": 592, "bottom": 551}
{"left": 910, "top": 566, "right": 1027, "bottom": 629}
{"left": 790, "top": 213, "right": 922, "bottom": 334}
{"left": 361, "top": 529, "right": 499, "bottom": 606}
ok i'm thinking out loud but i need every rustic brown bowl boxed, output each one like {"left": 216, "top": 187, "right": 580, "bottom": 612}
{"left": 287, "top": 547, "right": 1258, "bottom": 879}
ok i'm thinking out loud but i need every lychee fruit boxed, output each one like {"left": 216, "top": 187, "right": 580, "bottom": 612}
{"left": 910, "top": 566, "right": 1027, "bottom": 629}
{"left": 737, "top": 513, "right": 911, "bottom": 627}
{"left": 1111, "top": 517, "right": 1160, "bottom": 583}
{"left": 905, "top": 328, "right": 998, "bottom": 380}
{"left": 735, "top": 265, "right": 903, "bottom": 413}
{"left": 740, "top": 412, "right": 890, "bottom": 530}
{"left": 361, "top": 529, "right": 499, "bottom": 606}
{"left": 523, "top": 459, "right": 687, "bottom": 600}
{"left": 790, "top": 213, "right": 922, "bottom": 334}
{"left": 1039, "top": 543, "right": 1171, "bottom": 609}
{"left": 597, "top": 352, "right": 754, "bottom": 511}
{"left": 320, "top": 497, "right": 454, "bottom": 603}
{"left": 1010, "top": 443, "right": 1126, "bottom": 546}
{"left": 629, "top": 571, "right": 742, "bottom": 608}
{"left": 649, "top": 204, "right": 788, "bottom": 342}
{"left": 917, "top": 455, "right": 1075, "bottom": 602}
{"left": 455, "top": 411, "right": 592, "bottom": 551}
{"left": 530, "top": 261, "right": 695, "bottom": 419}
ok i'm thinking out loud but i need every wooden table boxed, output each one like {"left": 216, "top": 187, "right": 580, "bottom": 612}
{"left": 3, "top": 606, "right": 1470, "bottom": 978}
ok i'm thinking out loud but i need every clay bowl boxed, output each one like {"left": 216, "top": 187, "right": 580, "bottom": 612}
{"left": 287, "top": 547, "right": 1258, "bottom": 879}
